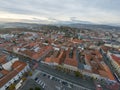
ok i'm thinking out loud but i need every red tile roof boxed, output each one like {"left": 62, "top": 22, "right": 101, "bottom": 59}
{"left": 101, "top": 46, "right": 111, "bottom": 53}
{"left": 45, "top": 50, "right": 65, "bottom": 65}
{"left": 111, "top": 54, "right": 120, "bottom": 66}
{"left": 32, "top": 46, "right": 53, "bottom": 60}
{"left": 64, "top": 58, "right": 78, "bottom": 67}
{"left": 99, "top": 64, "right": 115, "bottom": 80}
{"left": 12, "top": 61, "right": 27, "bottom": 69}
{"left": 0, "top": 61, "right": 27, "bottom": 87}
{"left": 45, "top": 58, "right": 52, "bottom": 63}
{"left": 64, "top": 48, "right": 78, "bottom": 67}
{"left": 83, "top": 49, "right": 115, "bottom": 80}
{"left": 0, "top": 70, "right": 9, "bottom": 75}
{"left": 0, "top": 56, "right": 6, "bottom": 64}
{"left": 98, "top": 70, "right": 108, "bottom": 78}
{"left": 72, "top": 39, "right": 83, "bottom": 43}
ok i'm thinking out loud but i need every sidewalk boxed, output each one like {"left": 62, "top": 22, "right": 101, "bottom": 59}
{"left": 31, "top": 70, "right": 41, "bottom": 79}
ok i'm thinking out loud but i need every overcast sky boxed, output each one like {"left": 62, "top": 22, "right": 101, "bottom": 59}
{"left": 0, "top": 0, "right": 120, "bottom": 25}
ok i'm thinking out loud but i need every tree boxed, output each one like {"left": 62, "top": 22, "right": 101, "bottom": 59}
{"left": 28, "top": 71, "right": 32, "bottom": 76}
{"left": 35, "top": 87, "right": 41, "bottom": 90}
{"left": 8, "top": 84, "right": 15, "bottom": 90}
{"left": 90, "top": 77, "right": 94, "bottom": 81}
{"left": 22, "top": 77, "right": 27, "bottom": 81}
{"left": 29, "top": 88, "right": 33, "bottom": 90}
{"left": 74, "top": 71, "right": 83, "bottom": 78}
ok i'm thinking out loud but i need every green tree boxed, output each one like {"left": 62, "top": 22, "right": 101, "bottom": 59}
{"left": 90, "top": 77, "right": 94, "bottom": 81}
{"left": 22, "top": 77, "right": 27, "bottom": 81}
{"left": 74, "top": 71, "right": 83, "bottom": 77}
{"left": 28, "top": 71, "right": 32, "bottom": 76}
{"left": 8, "top": 84, "right": 15, "bottom": 90}
{"left": 29, "top": 88, "right": 33, "bottom": 90}
{"left": 35, "top": 87, "right": 41, "bottom": 90}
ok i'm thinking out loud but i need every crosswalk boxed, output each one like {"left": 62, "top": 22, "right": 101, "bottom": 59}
{"left": 35, "top": 78, "right": 46, "bottom": 89}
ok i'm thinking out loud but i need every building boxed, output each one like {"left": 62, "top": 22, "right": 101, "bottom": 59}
{"left": 63, "top": 48, "right": 78, "bottom": 71}
{"left": 0, "top": 59, "right": 30, "bottom": 90}
{"left": 83, "top": 49, "right": 115, "bottom": 81}
{"left": 43, "top": 50, "right": 66, "bottom": 66}
{"left": 107, "top": 51, "right": 120, "bottom": 75}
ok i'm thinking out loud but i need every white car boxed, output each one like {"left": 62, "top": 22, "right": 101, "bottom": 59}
{"left": 50, "top": 76, "right": 53, "bottom": 79}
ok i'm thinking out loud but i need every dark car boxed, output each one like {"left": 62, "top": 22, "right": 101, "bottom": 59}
{"left": 35, "top": 77, "right": 38, "bottom": 81}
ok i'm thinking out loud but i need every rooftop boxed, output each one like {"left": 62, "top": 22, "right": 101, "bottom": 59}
{"left": 0, "top": 61, "right": 27, "bottom": 87}
{"left": 111, "top": 54, "right": 120, "bottom": 66}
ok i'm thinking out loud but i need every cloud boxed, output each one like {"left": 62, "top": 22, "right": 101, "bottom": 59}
{"left": 0, "top": 0, "right": 120, "bottom": 25}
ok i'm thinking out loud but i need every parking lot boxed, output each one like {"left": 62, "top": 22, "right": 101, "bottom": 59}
{"left": 20, "top": 79, "right": 42, "bottom": 90}
{"left": 32, "top": 70, "right": 87, "bottom": 90}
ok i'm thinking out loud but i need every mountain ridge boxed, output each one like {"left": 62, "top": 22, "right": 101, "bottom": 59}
{"left": 0, "top": 22, "right": 120, "bottom": 31}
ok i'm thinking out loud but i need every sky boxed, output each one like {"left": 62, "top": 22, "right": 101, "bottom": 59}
{"left": 0, "top": 0, "right": 120, "bottom": 25}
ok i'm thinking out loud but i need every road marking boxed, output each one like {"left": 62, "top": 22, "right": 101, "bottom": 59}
{"left": 38, "top": 70, "right": 91, "bottom": 90}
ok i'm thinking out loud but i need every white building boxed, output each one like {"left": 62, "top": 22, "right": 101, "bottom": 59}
{"left": 107, "top": 52, "right": 120, "bottom": 75}
{"left": 104, "top": 43, "right": 120, "bottom": 49}
{"left": 63, "top": 64, "right": 78, "bottom": 71}
{"left": 2, "top": 58, "right": 19, "bottom": 71}
{"left": 0, "top": 60, "right": 30, "bottom": 90}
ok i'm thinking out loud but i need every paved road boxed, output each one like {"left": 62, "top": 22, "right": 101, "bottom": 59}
{"left": 5, "top": 50, "right": 95, "bottom": 90}
{"left": 32, "top": 70, "right": 80, "bottom": 90}
{"left": 20, "top": 78, "right": 43, "bottom": 90}
{"left": 37, "top": 63, "right": 95, "bottom": 90}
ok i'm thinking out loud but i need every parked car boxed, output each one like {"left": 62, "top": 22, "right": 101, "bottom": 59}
{"left": 96, "top": 84, "right": 103, "bottom": 90}
{"left": 34, "top": 77, "right": 38, "bottom": 81}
